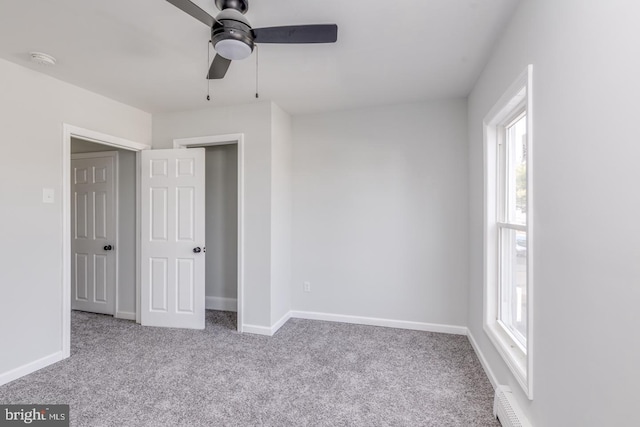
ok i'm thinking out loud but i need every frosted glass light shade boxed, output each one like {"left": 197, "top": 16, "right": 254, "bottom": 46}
{"left": 215, "top": 39, "right": 252, "bottom": 60}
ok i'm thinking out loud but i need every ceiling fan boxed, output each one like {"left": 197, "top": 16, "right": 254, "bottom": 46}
{"left": 166, "top": 0, "right": 338, "bottom": 80}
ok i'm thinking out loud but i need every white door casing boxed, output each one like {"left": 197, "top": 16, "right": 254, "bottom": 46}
{"left": 141, "top": 148, "right": 206, "bottom": 329}
{"left": 71, "top": 152, "right": 118, "bottom": 315}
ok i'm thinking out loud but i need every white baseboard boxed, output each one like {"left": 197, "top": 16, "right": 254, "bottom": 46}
{"left": 241, "top": 324, "right": 273, "bottom": 336}
{"left": 205, "top": 296, "right": 238, "bottom": 312}
{"left": 0, "top": 351, "right": 65, "bottom": 387}
{"left": 467, "top": 329, "right": 498, "bottom": 389}
{"left": 290, "top": 310, "right": 468, "bottom": 335}
{"left": 115, "top": 311, "right": 136, "bottom": 321}
{"left": 271, "top": 311, "right": 291, "bottom": 335}
{"left": 243, "top": 311, "right": 292, "bottom": 337}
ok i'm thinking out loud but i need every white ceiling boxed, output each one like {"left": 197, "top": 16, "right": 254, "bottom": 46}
{"left": 0, "top": 0, "right": 519, "bottom": 115}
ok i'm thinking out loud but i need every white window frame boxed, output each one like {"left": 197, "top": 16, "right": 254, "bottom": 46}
{"left": 483, "top": 65, "right": 534, "bottom": 399}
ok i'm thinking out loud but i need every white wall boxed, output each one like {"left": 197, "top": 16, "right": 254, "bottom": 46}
{"left": 152, "top": 102, "right": 273, "bottom": 328}
{"left": 204, "top": 145, "right": 238, "bottom": 303}
{"left": 467, "top": 1, "right": 640, "bottom": 425}
{"left": 0, "top": 58, "right": 151, "bottom": 378}
{"left": 292, "top": 100, "right": 469, "bottom": 327}
{"left": 70, "top": 138, "right": 137, "bottom": 316}
{"left": 270, "top": 104, "right": 293, "bottom": 324}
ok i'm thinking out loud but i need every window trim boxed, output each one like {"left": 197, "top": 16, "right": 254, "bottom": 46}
{"left": 483, "top": 65, "right": 534, "bottom": 400}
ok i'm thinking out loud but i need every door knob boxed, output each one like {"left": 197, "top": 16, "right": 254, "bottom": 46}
{"left": 104, "top": 245, "right": 113, "bottom": 251}
{"left": 193, "top": 247, "right": 202, "bottom": 253}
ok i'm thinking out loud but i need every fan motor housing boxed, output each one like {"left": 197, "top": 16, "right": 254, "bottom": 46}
{"left": 215, "top": 0, "right": 248, "bottom": 14}
{"left": 211, "top": 7, "right": 255, "bottom": 55}
{"left": 211, "top": 20, "right": 254, "bottom": 51}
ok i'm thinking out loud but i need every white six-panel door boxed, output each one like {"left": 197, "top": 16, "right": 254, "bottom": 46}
{"left": 71, "top": 152, "right": 117, "bottom": 315}
{"left": 141, "top": 148, "right": 206, "bottom": 329}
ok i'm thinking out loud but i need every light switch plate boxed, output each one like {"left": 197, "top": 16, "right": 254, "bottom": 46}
{"left": 43, "top": 188, "right": 55, "bottom": 203}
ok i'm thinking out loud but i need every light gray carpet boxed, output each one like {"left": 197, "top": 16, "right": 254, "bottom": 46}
{"left": 0, "top": 311, "right": 498, "bottom": 426}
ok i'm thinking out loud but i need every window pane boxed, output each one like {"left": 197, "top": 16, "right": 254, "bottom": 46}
{"left": 499, "top": 228, "right": 527, "bottom": 347}
{"left": 506, "top": 114, "right": 527, "bottom": 225}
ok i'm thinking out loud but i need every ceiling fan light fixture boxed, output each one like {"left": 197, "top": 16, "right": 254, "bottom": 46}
{"left": 166, "top": 0, "right": 338, "bottom": 80}
{"left": 215, "top": 39, "right": 252, "bottom": 60}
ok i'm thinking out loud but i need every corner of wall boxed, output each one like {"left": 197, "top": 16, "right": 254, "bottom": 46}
{"left": 269, "top": 102, "right": 293, "bottom": 325}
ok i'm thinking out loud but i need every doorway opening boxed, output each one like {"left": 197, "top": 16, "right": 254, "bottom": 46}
{"left": 62, "top": 124, "right": 149, "bottom": 358}
{"left": 70, "top": 139, "right": 136, "bottom": 319}
{"left": 204, "top": 144, "right": 239, "bottom": 319}
{"left": 172, "top": 134, "right": 245, "bottom": 333}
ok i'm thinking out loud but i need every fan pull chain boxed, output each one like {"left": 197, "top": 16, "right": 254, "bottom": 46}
{"left": 207, "top": 40, "right": 212, "bottom": 101}
{"left": 255, "top": 44, "right": 259, "bottom": 99}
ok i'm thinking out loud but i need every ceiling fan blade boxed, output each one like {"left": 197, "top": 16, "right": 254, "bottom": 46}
{"left": 252, "top": 24, "right": 338, "bottom": 44}
{"left": 207, "top": 54, "right": 232, "bottom": 79}
{"left": 166, "top": 0, "right": 218, "bottom": 27}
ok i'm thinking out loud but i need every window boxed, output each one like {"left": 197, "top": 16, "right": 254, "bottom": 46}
{"left": 484, "top": 65, "right": 533, "bottom": 399}
{"left": 498, "top": 111, "right": 527, "bottom": 350}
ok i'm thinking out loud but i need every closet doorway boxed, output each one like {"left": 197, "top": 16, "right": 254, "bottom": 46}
{"left": 70, "top": 138, "right": 137, "bottom": 319}
{"left": 179, "top": 135, "right": 243, "bottom": 331}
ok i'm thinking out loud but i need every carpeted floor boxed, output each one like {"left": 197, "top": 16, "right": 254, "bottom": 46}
{"left": 0, "top": 311, "right": 499, "bottom": 426}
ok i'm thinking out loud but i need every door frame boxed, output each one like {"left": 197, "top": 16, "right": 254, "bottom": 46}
{"left": 70, "top": 151, "right": 119, "bottom": 316}
{"left": 62, "top": 124, "right": 149, "bottom": 358}
{"left": 172, "top": 133, "right": 245, "bottom": 333}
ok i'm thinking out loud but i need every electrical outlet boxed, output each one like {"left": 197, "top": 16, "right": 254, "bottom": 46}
{"left": 303, "top": 281, "right": 311, "bottom": 293}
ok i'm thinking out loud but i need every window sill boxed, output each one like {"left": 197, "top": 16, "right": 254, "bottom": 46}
{"left": 484, "top": 320, "right": 532, "bottom": 399}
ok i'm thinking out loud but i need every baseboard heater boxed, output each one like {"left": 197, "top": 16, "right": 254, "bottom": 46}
{"left": 493, "top": 386, "right": 531, "bottom": 427}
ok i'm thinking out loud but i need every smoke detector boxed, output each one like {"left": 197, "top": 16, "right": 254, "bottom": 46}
{"left": 30, "top": 52, "right": 56, "bottom": 66}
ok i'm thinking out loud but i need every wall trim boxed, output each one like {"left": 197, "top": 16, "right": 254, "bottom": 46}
{"left": 241, "top": 324, "right": 273, "bottom": 336}
{"left": 205, "top": 296, "right": 237, "bottom": 312}
{"left": 242, "top": 310, "right": 468, "bottom": 337}
{"left": 242, "top": 311, "right": 291, "bottom": 336}
{"left": 0, "top": 351, "right": 64, "bottom": 387}
{"left": 115, "top": 311, "right": 136, "bottom": 321}
{"left": 64, "top": 125, "right": 149, "bottom": 152}
{"left": 467, "top": 329, "right": 498, "bottom": 389}
{"left": 290, "top": 310, "right": 467, "bottom": 335}
{"left": 271, "top": 311, "right": 292, "bottom": 335}
{"left": 135, "top": 151, "right": 142, "bottom": 324}
{"left": 174, "top": 134, "right": 244, "bottom": 147}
